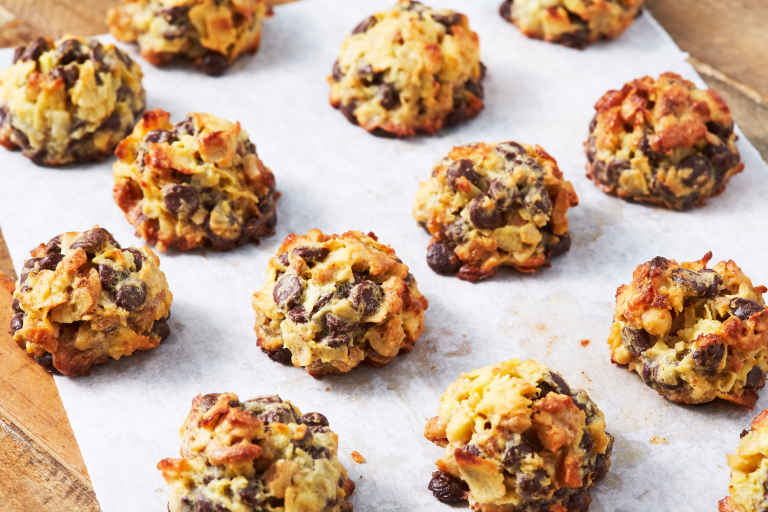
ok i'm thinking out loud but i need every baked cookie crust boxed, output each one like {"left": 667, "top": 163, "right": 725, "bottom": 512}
{"left": 113, "top": 108, "right": 279, "bottom": 252}
{"left": 412, "top": 141, "right": 578, "bottom": 282}
{"left": 721, "top": 410, "right": 768, "bottom": 512}
{"left": 585, "top": 72, "right": 744, "bottom": 210}
{"left": 159, "top": 393, "right": 355, "bottom": 512}
{"left": 499, "top": 0, "right": 643, "bottom": 49}
{"left": 425, "top": 359, "right": 613, "bottom": 511}
{"left": 329, "top": 0, "right": 484, "bottom": 137}
{"left": 9, "top": 226, "right": 172, "bottom": 376}
{"left": 0, "top": 36, "right": 145, "bottom": 166}
{"left": 608, "top": 252, "right": 768, "bottom": 407}
{"left": 107, "top": 0, "right": 267, "bottom": 76}
{"left": 252, "top": 229, "right": 428, "bottom": 378}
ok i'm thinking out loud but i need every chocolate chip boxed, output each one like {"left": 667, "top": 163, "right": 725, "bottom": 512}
{"left": 503, "top": 438, "right": 532, "bottom": 468}
{"left": 265, "top": 347, "right": 293, "bottom": 364}
{"left": 678, "top": 155, "right": 713, "bottom": 189}
{"left": 433, "top": 12, "right": 461, "bottom": 35}
{"left": 89, "top": 41, "right": 106, "bottom": 68}
{"left": 94, "top": 72, "right": 103, "bottom": 86}
{"left": 164, "top": 184, "right": 199, "bottom": 217}
{"left": 114, "top": 47, "right": 133, "bottom": 68}
{"left": 653, "top": 366, "right": 684, "bottom": 391}
{"left": 150, "top": 318, "right": 171, "bottom": 341}
{"left": 260, "top": 404, "right": 299, "bottom": 425}
{"left": 126, "top": 248, "right": 144, "bottom": 271}
{"left": 293, "top": 246, "right": 329, "bottom": 263}
{"left": 641, "top": 360, "right": 654, "bottom": 387}
{"left": 273, "top": 275, "right": 303, "bottom": 310}
{"left": 322, "top": 333, "right": 351, "bottom": 348}
{"left": 277, "top": 252, "right": 290, "bottom": 266}
{"left": 745, "top": 366, "right": 763, "bottom": 389}
{"left": 497, "top": 141, "right": 525, "bottom": 160}
{"left": 21, "top": 37, "right": 49, "bottom": 63}
{"left": 379, "top": 83, "right": 399, "bottom": 110}
{"left": 55, "top": 39, "right": 86, "bottom": 66}
{"left": 173, "top": 117, "right": 196, "bottom": 137}
{"left": 332, "top": 60, "right": 343, "bottom": 82}
{"left": 672, "top": 268, "right": 722, "bottom": 298}
{"left": 428, "top": 471, "right": 467, "bottom": 503}
{"left": 311, "top": 293, "right": 333, "bottom": 315}
{"left": 692, "top": 341, "right": 725, "bottom": 377}
{"left": 307, "top": 446, "right": 331, "bottom": 459}
{"left": 592, "top": 453, "right": 609, "bottom": 482}
{"left": 730, "top": 298, "right": 764, "bottom": 322}
{"left": 566, "top": 489, "right": 592, "bottom": 512}
{"left": 51, "top": 65, "right": 79, "bottom": 88}
{"left": 517, "top": 469, "right": 549, "bottom": 498}
{"left": 98, "top": 263, "right": 121, "bottom": 290}
{"left": 326, "top": 313, "right": 354, "bottom": 334}
{"left": 38, "top": 253, "right": 64, "bottom": 271}
{"left": 300, "top": 412, "right": 329, "bottom": 428}
{"left": 11, "top": 298, "right": 22, "bottom": 314}
{"left": 444, "top": 219, "right": 469, "bottom": 243}
{"left": 195, "top": 494, "right": 224, "bottom": 512}
{"left": 706, "top": 121, "right": 734, "bottom": 140}
{"left": 556, "top": 29, "right": 590, "bottom": 49}
{"left": 10, "top": 313, "right": 23, "bottom": 335}
{"left": 464, "top": 78, "right": 484, "bottom": 100}
{"left": 621, "top": 325, "right": 650, "bottom": 356}
{"left": 704, "top": 143, "right": 738, "bottom": 180}
{"left": 13, "top": 46, "right": 25, "bottom": 64}
{"left": 522, "top": 183, "right": 552, "bottom": 216}
{"left": 546, "top": 232, "right": 572, "bottom": 259}
{"left": 340, "top": 103, "right": 358, "bottom": 125}
{"left": 580, "top": 430, "right": 594, "bottom": 453}
{"left": 350, "top": 281, "right": 382, "bottom": 316}
{"left": 427, "top": 241, "right": 461, "bottom": 276}
{"left": 99, "top": 113, "right": 121, "bottom": 132}
{"left": 649, "top": 256, "right": 669, "bottom": 272}
{"left": 292, "top": 426, "right": 314, "bottom": 447}
{"left": 199, "top": 393, "right": 221, "bottom": 412}
{"left": 239, "top": 488, "right": 259, "bottom": 508}
{"left": 160, "top": 5, "right": 190, "bottom": 24}
{"left": 287, "top": 308, "right": 309, "bottom": 324}
{"left": 115, "top": 282, "right": 147, "bottom": 311}
{"left": 145, "top": 129, "right": 177, "bottom": 145}
{"left": 70, "top": 227, "right": 111, "bottom": 254}
{"left": 740, "top": 429, "right": 750, "bottom": 438}
{"left": 45, "top": 235, "right": 62, "bottom": 254}
{"left": 499, "top": 0, "right": 514, "bottom": 19}
{"left": 352, "top": 16, "right": 377, "bottom": 35}
{"left": 469, "top": 195, "right": 500, "bottom": 230}
{"left": 200, "top": 52, "right": 229, "bottom": 76}
{"left": 446, "top": 159, "right": 479, "bottom": 189}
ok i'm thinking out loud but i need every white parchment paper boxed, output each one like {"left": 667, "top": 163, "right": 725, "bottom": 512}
{"left": 2, "top": 1, "right": 768, "bottom": 510}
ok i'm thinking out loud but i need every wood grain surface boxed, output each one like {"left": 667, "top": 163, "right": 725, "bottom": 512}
{"left": 0, "top": 1, "right": 766, "bottom": 511}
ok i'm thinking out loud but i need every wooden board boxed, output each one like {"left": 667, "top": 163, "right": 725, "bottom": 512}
{"left": 0, "top": 1, "right": 766, "bottom": 510}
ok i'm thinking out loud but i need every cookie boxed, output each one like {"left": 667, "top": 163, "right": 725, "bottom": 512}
{"left": 499, "top": 0, "right": 643, "bottom": 49}
{"left": 721, "top": 410, "right": 768, "bottom": 512}
{"left": 107, "top": 0, "right": 267, "bottom": 76}
{"left": 585, "top": 72, "right": 743, "bottom": 210}
{"left": 412, "top": 141, "right": 578, "bottom": 282}
{"left": 9, "top": 226, "right": 172, "bottom": 376}
{"left": 159, "top": 393, "right": 355, "bottom": 512}
{"left": 329, "top": 0, "right": 484, "bottom": 137}
{"left": 252, "top": 229, "right": 428, "bottom": 377}
{"left": 112, "top": 108, "right": 279, "bottom": 252}
{"left": 0, "top": 36, "right": 145, "bottom": 166}
{"left": 608, "top": 252, "right": 768, "bottom": 406}
{"left": 424, "top": 359, "right": 613, "bottom": 511}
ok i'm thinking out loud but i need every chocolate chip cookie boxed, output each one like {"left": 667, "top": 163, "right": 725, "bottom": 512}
{"left": 329, "top": 0, "right": 484, "bottom": 137}
{"left": 0, "top": 36, "right": 145, "bottom": 166}
{"left": 412, "top": 141, "right": 578, "bottom": 282}
{"left": 252, "top": 229, "right": 428, "bottom": 377}
{"left": 112, "top": 108, "right": 279, "bottom": 252}
{"left": 159, "top": 393, "right": 355, "bottom": 512}
{"left": 721, "top": 410, "right": 768, "bottom": 512}
{"left": 608, "top": 252, "right": 768, "bottom": 407}
{"left": 10, "top": 226, "right": 172, "bottom": 376}
{"left": 107, "top": 0, "right": 267, "bottom": 76}
{"left": 499, "top": 0, "right": 643, "bottom": 49}
{"left": 585, "top": 72, "right": 743, "bottom": 210}
{"left": 425, "top": 359, "right": 613, "bottom": 511}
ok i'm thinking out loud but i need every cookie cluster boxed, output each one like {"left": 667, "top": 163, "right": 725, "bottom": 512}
{"left": 107, "top": 0, "right": 267, "bottom": 75}
{"left": 158, "top": 393, "right": 355, "bottom": 512}
{"left": 608, "top": 252, "right": 768, "bottom": 406}
{"left": 0, "top": 35, "right": 145, "bottom": 166}
{"left": 500, "top": 0, "right": 643, "bottom": 49}
{"left": 329, "top": 0, "right": 484, "bottom": 137}
{"left": 112, "top": 108, "right": 279, "bottom": 252}
{"left": 252, "top": 229, "right": 428, "bottom": 377}
{"left": 413, "top": 141, "right": 578, "bottom": 281}
{"left": 586, "top": 72, "right": 743, "bottom": 210}
{"left": 424, "top": 359, "right": 614, "bottom": 511}
{"left": 721, "top": 410, "right": 768, "bottom": 512}
{"left": 10, "top": 226, "right": 172, "bottom": 376}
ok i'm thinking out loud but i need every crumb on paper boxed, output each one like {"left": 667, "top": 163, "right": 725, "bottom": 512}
{"left": 351, "top": 451, "right": 365, "bottom": 463}
{"left": 462, "top": 334, "right": 466, "bottom": 338}
{"left": 431, "top": 366, "right": 436, "bottom": 369}
{"left": 326, "top": 388, "right": 330, "bottom": 392}
{"left": 580, "top": 339, "right": 590, "bottom": 347}
{"left": 650, "top": 436, "right": 668, "bottom": 444}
